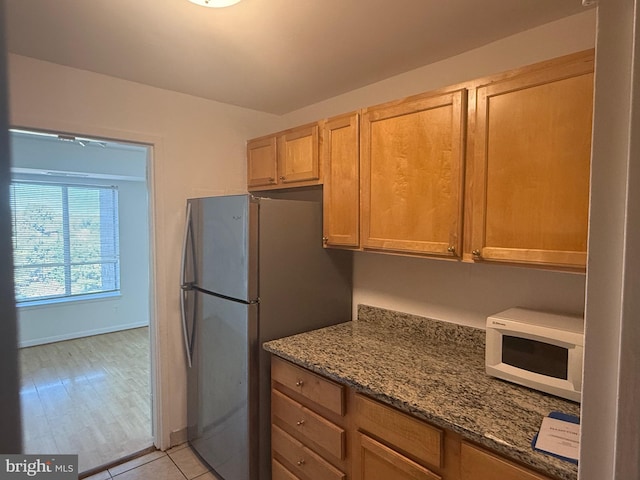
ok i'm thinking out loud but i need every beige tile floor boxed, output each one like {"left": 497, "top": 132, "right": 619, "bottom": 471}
{"left": 83, "top": 444, "right": 221, "bottom": 480}
{"left": 19, "top": 327, "right": 154, "bottom": 473}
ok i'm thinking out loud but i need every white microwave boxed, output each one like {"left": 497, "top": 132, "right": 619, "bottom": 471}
{"left": 485, "top": 308, "right": 584, "bottom": 402}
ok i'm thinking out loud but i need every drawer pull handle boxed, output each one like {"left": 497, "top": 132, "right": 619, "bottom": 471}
{"left": 296, "top": 460, "right": 305, "bottom": 466}
{"left": 296, "top": 420, "right": 305, "bottom": 426}
{"left": 295, "top": 379, "right": 304, "bottom": 387}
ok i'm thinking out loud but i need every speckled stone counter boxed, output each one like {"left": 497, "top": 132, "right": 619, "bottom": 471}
{"left": 263, "top": 305, "right": 580, "bottom": 480}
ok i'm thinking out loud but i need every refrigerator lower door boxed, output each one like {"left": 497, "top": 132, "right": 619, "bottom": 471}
{"left": 188, "top": 292, "right": 258, "bottom": 480}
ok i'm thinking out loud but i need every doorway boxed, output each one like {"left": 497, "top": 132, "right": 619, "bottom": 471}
{"left": 9, "top": 129, "right": 155, "bottom": 473}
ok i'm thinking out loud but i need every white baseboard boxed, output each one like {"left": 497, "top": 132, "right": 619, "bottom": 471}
{"left": 169, "top": 428, "right": 188, "bottom": 448}
{"left": 19, "top": 321, "right": 149, "bottom": 348}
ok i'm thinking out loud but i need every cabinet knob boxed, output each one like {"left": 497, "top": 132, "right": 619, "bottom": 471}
{"left": 296, "top": 419, "right": 305, "bottom": 426}
{"left": 472, "top": 249, "right": 481, "bottom": 258}
{"left": 295, "top": 379, "right": 304, "bottom": 387}
{"left": 280, "top": 175, "right": 286, "bottom": 180}
{"left": 322, "top": 236, "right": 328, "bottom": 244}
{"left": 447, "top": 245, "right": 456, "bottom": 254}
{"left": 296, "top": 460, "right": 305, "bottom": 466}
{"left": 268, "top": 177, "right": 275, "bottom": 183}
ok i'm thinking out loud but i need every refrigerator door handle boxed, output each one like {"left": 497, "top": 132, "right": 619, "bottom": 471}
{"left": 180, "top": 202, "right": 193, "bottom": 287}
{"left": 181, "top": 202, "right": 194, "bottom": 368}
{"left": 180, "top": 287, "right": 193, "bottom": 368}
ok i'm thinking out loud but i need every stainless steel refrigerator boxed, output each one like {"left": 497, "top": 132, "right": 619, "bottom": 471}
{"left": 180, "top": 194, "right": 352, "bottom": 480}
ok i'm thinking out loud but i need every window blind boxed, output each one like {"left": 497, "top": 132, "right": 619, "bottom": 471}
{"left": 10, "top": 180, "right": 120, "bottom": 303}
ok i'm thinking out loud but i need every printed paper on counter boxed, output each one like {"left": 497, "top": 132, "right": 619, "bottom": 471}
{"left": 534, "top": 416, "right": 580, "bottom": 461}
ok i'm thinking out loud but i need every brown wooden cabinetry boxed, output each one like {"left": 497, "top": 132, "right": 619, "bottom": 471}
{"left": 360, "top": 89, "right": 466, "bottom": 257}
{"left": 271, "top": 357, "right": 348, "bottom": 480}
{"left": 247, "top": 135, "right": 278, "bottom": 189}
{"left": 468, "top": 51, "right": 594, "bottom": 269}
{"left": 270, "top": 357, "right": 562, "bottom": 480}
{"left": 247, "top": 123, "right": 321, "bottom": 191}
{"left": 355, "top": 433, "right": 441, "bottom": 480}
{"left": 249, "top": 50, "right": 594, "bottom": 271}
{"left": 322, "top": 112, "right": 360, "bottom": 249}
{"left": 353, "top": 393, "right": 443, "bottom": 480}
{"left": 460, "top": 442, "right": 552, "bottom": 480}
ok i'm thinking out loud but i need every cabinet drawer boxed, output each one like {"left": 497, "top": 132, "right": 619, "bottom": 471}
{"left": 272, "top": 424, "right": 346, "bottom": 480}
{"left": 272, "top": 389, "right": 345, "bottom": 460}
{"left": 357, "top": 432, "right": 441, "bottom": 480}
{"left": 272, "top": 357, "right": 345, "bottom": 416}
{"left": 273, "top": 459, "right": 300, "bottom": 480}
{"left": 460, "top": 442, "right": 551, "bottom": 480}
{"left": 355, "top": 394, "right": 443, "bottom": 468}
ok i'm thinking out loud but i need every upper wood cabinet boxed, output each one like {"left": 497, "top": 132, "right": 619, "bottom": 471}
{"left": 360, "top": 89, "right": 467, "bottom": 257}
{"left": 247, "top": 135, "right": 278, "bottom": 189}
{"left": 247, "top": 50, "right": 594, "bottom": 272}
{"left": 322, "top": 112, "right": 360, "bottom": 249}
{"left": 247, "top": 123, "right": 322, "bottom": 191}
{"left": 468, "top": 51, "right": 594, "bottom": 269}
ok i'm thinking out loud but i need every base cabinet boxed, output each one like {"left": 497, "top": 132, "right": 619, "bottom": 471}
{"left": 273, "top": 459, "right": 300, "bottom": 480}
{"left": 271, "top": 357, "right": 348, "bottom": 480}
{"left": 271, "top": 357, "right": 559, "bottom": 480}
{"left": 272, "top": 425, "right": 346, "bottom": 480}
{"left": 460, "top": 442, "right": 551, "bottom": 480}
{"left": 354, "top": 433, "right": 441, "bottom": 480}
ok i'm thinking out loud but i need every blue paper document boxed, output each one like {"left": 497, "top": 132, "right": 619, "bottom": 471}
{"left": 533, "top": 414, "right": 580, "bottom": 463}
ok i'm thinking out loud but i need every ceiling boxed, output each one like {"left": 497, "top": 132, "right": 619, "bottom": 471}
{"left": 5, "top": 0, "right": 591, "bottom": 115}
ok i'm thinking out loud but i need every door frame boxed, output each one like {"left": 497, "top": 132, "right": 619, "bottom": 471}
{"left": 8, "top": 120, "right": 168, "bottom": 450}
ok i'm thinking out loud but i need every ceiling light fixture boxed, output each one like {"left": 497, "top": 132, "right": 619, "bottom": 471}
{"left": 188, "top": 0, "right": 242, "bottom": 7}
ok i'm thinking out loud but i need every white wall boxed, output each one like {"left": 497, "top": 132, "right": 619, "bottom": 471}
{"left": 11, "top": 133, "right": 151, "bottom": 347}
{"left": 6, "top": 54, "right": 281, "bottom": 449}
{"left": 283, "top": 10, "right": 596, "bottom": 328}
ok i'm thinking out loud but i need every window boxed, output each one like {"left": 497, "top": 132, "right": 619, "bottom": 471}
{"left": 10, "top": 180, "right": 120, "bottom": 304}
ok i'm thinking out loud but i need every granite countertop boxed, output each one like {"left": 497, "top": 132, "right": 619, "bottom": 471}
{"left": 263, "top": 305, "right": 580, "bottom": 480}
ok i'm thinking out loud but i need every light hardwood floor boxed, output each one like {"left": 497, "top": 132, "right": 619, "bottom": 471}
{"left": 19, "top": 327, "right": 153, "bottom": 474}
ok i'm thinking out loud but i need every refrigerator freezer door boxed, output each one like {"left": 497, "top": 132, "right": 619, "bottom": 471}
{"left": 189, "top": 195, "right": 258, "bottom": 302}
{"left": 188, "top": 291, "right": 258, "bottom": 480}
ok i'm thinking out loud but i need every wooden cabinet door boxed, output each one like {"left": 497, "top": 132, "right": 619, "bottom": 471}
{"left": 460, "top": 442, "right": 551, "bottom": 480}
{"left": 322, "top": 112, "right": 360, "bottom": 249}
{"left": 361, "top": 89, "right": 466, "bottom": 257}
{"left": 355, "top": 394, "right": 442, "bottom": 469}
{"left": 470, "top": 52, "right": 594, "bottom": 268}
{"left": 279, "top": 124, "right": 321, "bottom": 185}
{"left": 354, "top": 433, "right": 441, "bottom": 480}
{"left": 247, "top": 136, "right": 278, "bottom": 188}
